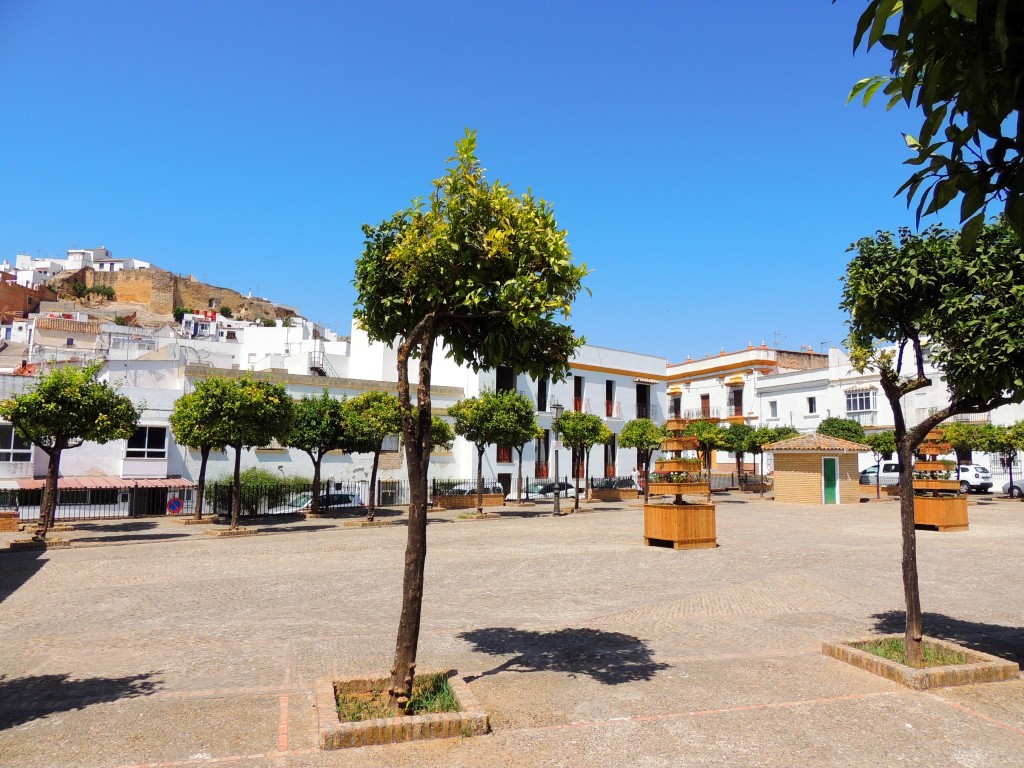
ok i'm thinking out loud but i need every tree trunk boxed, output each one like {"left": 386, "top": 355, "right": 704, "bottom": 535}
{"left": 875, "top": 458, "right": 881, "bottom": 500}
{"left": 35, "top": 448, "right": 61, "bottom": 540}
{"left": 367, "top": 446, "right": 381, "bottom": 522}
{"left": 476, "top": 447, "right": 484, "bottom": 515}
{"left": 310, "top": 453, "right": 322, "bottom": 516}
{"left": 897, "top": 438, "right": 924, "bottom": 667}
{"left": 388, "top": 331, "right": 435, "bottom": 707}
{"left": 584, "top": 449, "right": 591, "bottom": 504}
{"left": 758, "top": 452, "right": 764, "bottom": 499}
{"left": 231, "top": 444, "right": 242, "bottom": 530}
{"left": 573, "top": 448, "right": 581, "bottom": 511}
{"left": 194, "top": 446, "right": 210, "bottom": 520}
{"left": 515, "top": 447, "right": 523, "bottom": 504}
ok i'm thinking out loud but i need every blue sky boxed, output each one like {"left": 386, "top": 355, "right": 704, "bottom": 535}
{"left": 0, "top": 1, "right": 921, "bottom": 360}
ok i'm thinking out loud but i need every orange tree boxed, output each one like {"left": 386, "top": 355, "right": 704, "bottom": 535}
{"left": 353, "top": 130, "right": 587, "bottom": 706}
{"left": 842, "top": 217, "right": 1024, "bottom": 666}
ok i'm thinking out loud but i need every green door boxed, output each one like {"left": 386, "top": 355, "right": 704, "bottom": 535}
{"left": 823, "top": 457, "right": 838, "bottom": 504}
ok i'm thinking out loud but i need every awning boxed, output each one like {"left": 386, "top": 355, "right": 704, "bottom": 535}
{"left": 16, "top": 476, "right": 195, "bottom": 490}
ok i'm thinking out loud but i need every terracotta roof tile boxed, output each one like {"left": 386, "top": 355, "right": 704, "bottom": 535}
{"left": 764, "top": 433, "right": 870, "bottom": 452}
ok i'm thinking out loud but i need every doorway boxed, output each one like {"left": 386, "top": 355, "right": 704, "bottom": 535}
{"left": 822, "top": 457, "right": 838, "bottom": 504}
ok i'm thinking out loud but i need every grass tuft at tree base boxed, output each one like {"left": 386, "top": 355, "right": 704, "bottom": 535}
{"left": 336, "top": 673, "right": 459, "bottom": 722}
{"left": 853, "top": 637, "right": 968, "bottom": 667}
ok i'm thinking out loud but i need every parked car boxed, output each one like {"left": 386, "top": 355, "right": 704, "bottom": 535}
{"left": 506, "top": 481, "right": 578, "bottom": 501}
{"left": 859, "top": 462, "right": 902, "bottom": 486}
{"left": 958, "top": 464, "right": 992, "bottom": 493}
{"left": 444, "top": 482, "right": 505, "bottom": 496}
{"left": 266, "top": 492, "right": 363, "bottom": 515}
{"left": 1001, "top": 479, "right": 1024, "bottom": 498}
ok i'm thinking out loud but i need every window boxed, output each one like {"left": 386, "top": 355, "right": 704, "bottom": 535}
{"left": 125, "top": 426, "right": 167, "bottom": 459}
{"left": 0, "top": 424, "right": 31, "bottom": 462}
{"left": 381, "top": 435, "right": 400, "bottom": 452}
{"left": 845, "top": 390, "right": 876, "bottom": 413}
{"left": 537, "top": 378, "right": 548, "bottom": 412}
{"left": 497, "top": 445, "right": 513, "bottom": 463}
{"left": 768, "top": 400, "right": 778, "bottom": 419}
{"left": 496, "top": 366, "right": 514, "bottom": 393}
{"left": 807, "top": 397, "right": 817, "bottom": 415}
{"left": 66, "top": 337, "right": 74, "bottom": 347}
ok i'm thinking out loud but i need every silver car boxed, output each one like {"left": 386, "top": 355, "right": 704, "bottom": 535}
{"left": 859, "top": 462, "right": 901, "bottom": 486}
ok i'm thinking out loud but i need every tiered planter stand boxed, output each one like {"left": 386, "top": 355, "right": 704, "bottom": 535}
{"left": 912, "top": 433, "right": 967, "bottom": 531}
{"left": 644, "top": 434, "right": 716, "bottom": 550}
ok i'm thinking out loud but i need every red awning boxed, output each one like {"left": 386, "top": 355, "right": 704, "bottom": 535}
{"left": 16, "top": 476, "right": 195, "bottom": 490}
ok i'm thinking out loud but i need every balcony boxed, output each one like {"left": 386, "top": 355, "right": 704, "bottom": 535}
{"left": 665, "top": 407, "right": 720, "bottom": 428}
{"left": 846, "top": 411, "right": 878, "bottom": 426}
{"left": 910, "top": 408, "right": 990, "bottom": 426}
{"left": 496, "top": 445, "right": 513, "bottom": 463}
{"left": 605, "top": 400, "right": 622, "bottom": 419}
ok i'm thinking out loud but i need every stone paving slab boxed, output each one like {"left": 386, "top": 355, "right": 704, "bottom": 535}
{"left": 1, "top": 494, "right": 1022, "bottom": 767}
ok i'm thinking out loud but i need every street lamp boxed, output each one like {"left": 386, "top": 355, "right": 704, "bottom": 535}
{"left": 551, "top": 402, "right": 564, "bottom": 516}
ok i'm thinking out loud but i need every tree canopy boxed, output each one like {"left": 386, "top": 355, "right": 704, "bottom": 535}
{"left": 347, "top": 391, "right": 403, "bottom": 520}
{"left": 619, "top": 418, "right": 666, "bottom": 502}
{"left": 0, "top": 363, "right": 140, "bottom": 538}
{"left": 816, "top": 417, "right": 866, "bottom": 443}
{"left": 554, "top": 411, "right": 607, "bottom": 510}
{"left": 170, "top": 378, "right": 235, "bottom": 520}
{"left": 286, "top": 391, "right": 356, "bottom": 516}
{"left": 848, "top": 1, "right": 1024, "bottom": 244}
{"left": 353, "top": 129, "right": 588, "bottom": 705}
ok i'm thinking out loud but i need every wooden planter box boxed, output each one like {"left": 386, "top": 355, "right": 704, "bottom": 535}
{"left": 661, "top": 437, "right": 698, "bottom": 452}
{"left": 654, "top": 459, "right": 702, "bottom": 473}
{"left": 643, "top": 503, "right": 716, "bottom": 550}
{"left": 590, "top": 488, "right": 638, "bottom": 502}
{"left": 0, "top": 510, "right": 19, "bottom": 532}
{"left": 648, "top": 482, "right": 711, "bottom": 497}
{"left": 918, "top": 442, "right": 952, "bottom": 455}
{"left": 915, "top": 461, "right": 952, "bottom": 472}
{"left": 433, "top": 494, "right": 504, "bottom": 510}
{"left": 665, "top": 418, "right": 689, "bottom": 432}
{"left": 914, "top": 494, "right": 968, "bottom": 531}
{"left": 912, "top": 479, "right": 960, "bottom": 492}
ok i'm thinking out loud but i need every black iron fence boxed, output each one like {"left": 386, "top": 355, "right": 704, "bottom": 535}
{"left": 3, "top": 484, "right": 197, "bottom": 522}
{"left": 204, "top": 478, "right": 414, "bottom": 517}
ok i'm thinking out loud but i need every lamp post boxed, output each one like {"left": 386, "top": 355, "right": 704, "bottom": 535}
{"left": 551, "top": 402, "right": 564, "bottom": 515}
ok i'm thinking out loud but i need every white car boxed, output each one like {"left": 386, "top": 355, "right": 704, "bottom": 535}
{"left": 957, "top": 465, "right": 992, "bottom": 493}
{"left": 859, "top": 462, "right": 902, "bottom": 486}
{"left": 506, "top": 481, "right": 578, "bottom": 501}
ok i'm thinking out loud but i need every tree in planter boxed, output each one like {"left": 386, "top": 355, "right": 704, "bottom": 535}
{"left": 0, "top": 363, "right": 139, "bottom": 540}
{"left": 619, "top": 418, "right": 667, "bottom": 503}
{"left": 816, "top": 417, "right": 866, "bottom": 444}
{"left": 863, "top": 430, "right": 897, "bottom": 500}
{"left": 842, "top": 218, "right": 1024, "bottom": 666}
{"left": 722, "top": 422, "right": 754, "bottom": 477}
{"left": 449, "top": 390, "right": 505, "bottom": 516}
{"left": 491, "top": 391, "right": 539, "bottom": 506}
{"left": 348, "top": 391, "right": 403, "bottom": 521}
{"left": 683, "top": 419, "right": 726, "bottom": 473}
{"left": 169, "top": 378, "right": 234, "bottom": 521}
{"left": 553, "top": 411, "right": 607, "bottom": 511}
{"left": 218, "top": 377, "right": 295, "bottom": 531}
{"left": 353, "top": 130, "right": 587, "bottom": 706}
{"left": 286, "top": 391, "right": 356, "bottom": 517}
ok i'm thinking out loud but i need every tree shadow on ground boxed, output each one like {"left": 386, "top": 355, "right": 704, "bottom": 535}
{"left": 0, "top": 549, "right": 46, "bottom": 606}
{"left": 74, "top": 521, "right": 158, "bottom": 533}
{"left": 76, "top": 533, "right": 190, "bottom": 543}
{"left": 458, "top": 627, "right": 670, "bottom": 685}
{"left": 871, "top": 610, "right": 1024, "bottom": 665}
{"left": 0, "top": 672, "right": 161, "bottom": 729}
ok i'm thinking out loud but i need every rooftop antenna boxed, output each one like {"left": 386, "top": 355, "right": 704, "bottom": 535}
{"left": 773, "top": 330, "right": 786, "bottom": 349}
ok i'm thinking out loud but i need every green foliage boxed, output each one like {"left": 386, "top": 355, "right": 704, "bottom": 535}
{"left": 553, "top": 411, "right": 606, "bottom": 454}
{"left": 429, "top": 414, "right": 455, "bottom": 451}
{"left": 169, "top": 378, "right": 233, "bottom": 452}
{"left": 816, "top": 417, "right": 866, "bottom": 443}
{"left": 847, "top": 1, "right": 1024, "bottom": 242}
{"left": 173, "top": 306, "right": 194, "bottom": 324}
{"left": 353, "top": 129, "right": 589, "bottom": 384}
{"left": 286, "top": 391, "right": 356, "bottom": 460}
{"left": 683, "top": 419, "right": 726, "bottom": 450}
{"left": 864, "top": 430, "right": 897, "bottom": 459}
{"left": 68, "top": 282, "right": 116, "bottom": 301}
{"left": 348, "top": 391, "right": 403, "bottom": 452}
{"left": 722, "top": 422, "right": 755, "bottom": 455}
{"left": 843, "top": 220, "right": 1024, "bottom": 409}
{"left": 113, "top": 315, "right": 130, "bottom": 326}
{"left": 0, "top": 362, "right": 140, "bottom": 452}
{"left": 619, "top": 419, "right": 667, "bottom": 453}
{"left": 449, "top": 389, "right": 536, "bottom": 455}
{"left": 219, "top": 305, "right": 233, "bottom": 318}
{"left": 218, "top": 376, "right": 294, "bottom": 450}
{"left": 749, "top": 425, "right": 798, "bottom": 455}
{"left": 260, "top": 317, "right": 277, "bottom": 327}
{"left": 282, "top": 315, "right": 294, "bottom": 327}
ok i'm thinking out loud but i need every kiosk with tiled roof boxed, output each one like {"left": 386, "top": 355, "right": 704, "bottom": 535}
{"left": 765, "top": 433, "right": 869, "bottom": 505}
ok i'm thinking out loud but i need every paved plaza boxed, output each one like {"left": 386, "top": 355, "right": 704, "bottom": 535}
{"left": 1, "top": 494, "right": 1023, "bottom": 767}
